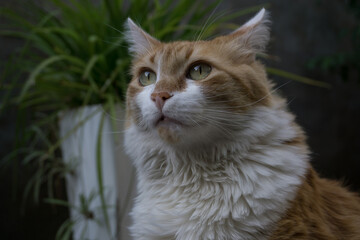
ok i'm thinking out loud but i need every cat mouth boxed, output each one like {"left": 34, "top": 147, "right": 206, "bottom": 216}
{"left": 156, "top": 114, "right": 183, "bottom": 127}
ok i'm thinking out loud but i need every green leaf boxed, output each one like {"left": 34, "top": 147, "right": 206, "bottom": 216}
{"left": 22, "top": 151, "right": 47, "bottom": 165}
{"left": 55, "top": 218, "right": 75, "bottom": 240}
{"left": 0, "top": 8, "right": 35, "bottom": 30}
{"left": 82, "top": 55, "right": 100, "bottom": 80}
{"left": 18, "top": 54, "right": 85, "bottom": 101}
{"left": 266, "top": 67, "right": 332, "bottom": 88}
{"left": 0, "top": 30, "right": 31, "bottom": 39}
{"left": 19, "top": 55, "right": 65, "bottom": 101}
{"left": 96, "top": 109, "right": 111, "bottom": 234}
{"left": 44, "top": 198, "right": 75, "bottom": 208}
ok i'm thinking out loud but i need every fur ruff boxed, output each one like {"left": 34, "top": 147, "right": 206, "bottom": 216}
{"left": 124, "top": 100, "right": 308, "bottom": 239}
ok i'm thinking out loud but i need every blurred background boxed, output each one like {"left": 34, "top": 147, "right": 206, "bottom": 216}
{"left": 1, "top": 0, "right": 359, "bottom": 239}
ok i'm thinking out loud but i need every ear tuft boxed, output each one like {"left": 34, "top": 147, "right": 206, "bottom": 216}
{"left": 229, "top": 8, "right": 271, "bottom": 56}
{"left": 241, "top": 8, "right": 268, "bottom": 29}
{"left": 124, "top": 18, "right": 160, "bottom": 57}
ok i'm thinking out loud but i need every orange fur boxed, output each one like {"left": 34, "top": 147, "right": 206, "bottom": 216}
{"left": 126, "top": 40, "right": 273, "bottom": 120}
{"left": 270, "top": 168, "right": 360, "bottom": 239}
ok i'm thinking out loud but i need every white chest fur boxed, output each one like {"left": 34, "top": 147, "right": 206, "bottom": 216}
{"left": 124, "top": 106, "right": 308, "bottom": 240}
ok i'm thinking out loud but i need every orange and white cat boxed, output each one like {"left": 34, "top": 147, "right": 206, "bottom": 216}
{"left": 124, "top": 9, "right": 360, "bottom": 240}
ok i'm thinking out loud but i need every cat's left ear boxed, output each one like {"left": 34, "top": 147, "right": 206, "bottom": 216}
{"left": 226, "top": 8, "right": 270, "bottom": 59}
{"left": 125, "top": 18, "right": 160, "bottom": 57}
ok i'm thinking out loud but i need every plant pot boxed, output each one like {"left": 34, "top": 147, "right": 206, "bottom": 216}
{"left": 58, "top": 104, "right": 135, "bottom": 240}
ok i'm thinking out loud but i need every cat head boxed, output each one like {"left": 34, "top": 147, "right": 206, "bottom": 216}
{"left": 125, "top": 9, "right": 274, "bottom": 147}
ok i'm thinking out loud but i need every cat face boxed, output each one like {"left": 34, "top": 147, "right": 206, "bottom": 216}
{"left": 125, "top": 9, "right": 273, "bottom": 146}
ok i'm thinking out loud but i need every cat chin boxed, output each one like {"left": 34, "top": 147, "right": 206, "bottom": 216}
{"left": 154, "top": 123, "right": 228, "bottom": 149}
{"left": 155, "top": 122, "right": 200, "bottom": 146}
{"left": 154, "top": 122, "right": 199, "bottom": 146}
{"left": 154, "top": 117, "right": 193, "bottom": 144}
{"left": 157, "top": 125, "right": 181, "bottom": 143}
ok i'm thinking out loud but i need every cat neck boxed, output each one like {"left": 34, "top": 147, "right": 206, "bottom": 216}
{"left": 125, "top": 99, "right": 310, "bottom": 238}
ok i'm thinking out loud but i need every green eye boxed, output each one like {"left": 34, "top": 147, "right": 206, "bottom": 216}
{"left": 139, "top": 70, "right": 156, "bottom": 86}
{"left": 188, "top": 63, "right": 212, "bottom": 80}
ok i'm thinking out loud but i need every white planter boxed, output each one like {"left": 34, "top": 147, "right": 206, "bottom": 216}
{"left": 59, "top": 105, "right": 135, "bottom": 240}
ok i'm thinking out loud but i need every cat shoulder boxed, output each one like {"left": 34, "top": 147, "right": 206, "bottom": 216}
{"left": 271, "top": 168, "right": 360, "bottom": 240}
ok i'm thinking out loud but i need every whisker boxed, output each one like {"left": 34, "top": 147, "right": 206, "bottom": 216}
{"left": 287, "top": 97, "right": 296, "bottom": 105}
{"left": 187, "top": 117, "right": 201, "bottom": 128}
{"left": 100, "top": 39, "right": 125, "bottom": 46}
{"left": 237, "top": 80, "right": 291, "bottom": 108}
{"left": 195, "top": 116, "right": 235, "bottom": 137}
{"left": 194, "top": 80, "right": 292, "bottom": 110}
{"left": 100, "top": 106, "right": 127, "bottom": 123}
{"left": 103, "top": 130, "right": 128, "bottom": 135}
{"left": 195, "top": 1, "right": 221, "bottom": 42}
{"left": 198, "top": 9, "right": 229, "bottom": 41}
{"left": 106, "top": 24, "right": 124, "bottom": 34}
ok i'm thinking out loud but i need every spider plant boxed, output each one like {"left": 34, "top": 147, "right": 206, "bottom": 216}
{"left": 45, "top": 191, "right": 113, "bottom": 240}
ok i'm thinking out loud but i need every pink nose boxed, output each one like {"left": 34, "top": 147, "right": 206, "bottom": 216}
{"left": 151, "top": 91, "right": 172, "bottom": 111}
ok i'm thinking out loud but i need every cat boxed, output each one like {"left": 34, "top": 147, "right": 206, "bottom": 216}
{"left": 123, "top": 8, "right": 360, "bottom": 240}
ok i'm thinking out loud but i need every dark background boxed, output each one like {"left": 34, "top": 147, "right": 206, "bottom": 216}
{"left": 1, "top": 0, "right": 360, "bottom": 239}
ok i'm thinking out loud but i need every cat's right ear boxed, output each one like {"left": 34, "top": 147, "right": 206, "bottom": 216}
{"left": 125, "top": 18, "right": 160, "bottom": 57}
{"left": 224, "top": 8, "right": 270, "bottom": 61}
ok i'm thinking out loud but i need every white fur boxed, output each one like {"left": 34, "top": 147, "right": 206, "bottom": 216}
{"left": 133, "top": 80, "right": 217, "bottom": 147}
{"left": 125, "top": 18, "right": 159, "bottom": 56}
{"left": 231, "top": 8, "right": 271, "bottom": 55}
{"left": 242, "top": 8, "right": 266, "bottom": 28}
{"left": 124, "top": 81, "right": 308, "bottom": 239}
